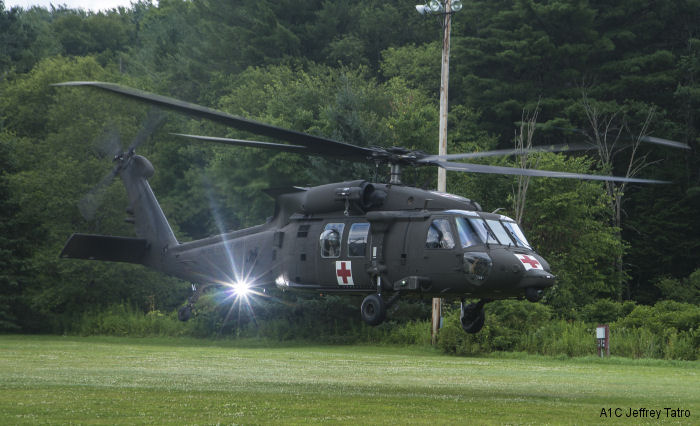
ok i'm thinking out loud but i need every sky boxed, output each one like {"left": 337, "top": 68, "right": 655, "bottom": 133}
{"left": 4, "top": 0, "right": 150, "bottom": 12}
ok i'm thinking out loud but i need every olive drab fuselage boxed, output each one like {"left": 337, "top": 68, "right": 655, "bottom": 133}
{"left": 161, "top": 180, "right": 555, "bottom": 300}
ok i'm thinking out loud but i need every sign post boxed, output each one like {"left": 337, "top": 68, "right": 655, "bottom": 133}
{"left": 596, "top": 324, "right": 610, "bottom": 357}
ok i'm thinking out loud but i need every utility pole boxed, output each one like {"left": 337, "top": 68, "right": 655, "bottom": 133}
{"left": 437, "top": 0, "right": 452, "bottom": 194}
{"left": 416, "top": 0, "right": 462, "bottom": 345}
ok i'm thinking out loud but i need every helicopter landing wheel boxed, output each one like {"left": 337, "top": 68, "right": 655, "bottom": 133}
{"left": 525, "top": 287, "right": 543, "bottom": 302}
{"left": 460, "top": 300, "right": 486, "bottom": 334}
{"left": 361, "top": 294, "right": 386, "bottom": 326}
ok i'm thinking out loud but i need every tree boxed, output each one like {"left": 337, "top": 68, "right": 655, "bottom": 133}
{"left": 519, "top": 154, "right": 626, "bottom": 313}
{"left": 576, "top": 94, "right": 660, "bottom": 299}
{"left": 0, "top": 2, "right": 39, "bottom": 75}
{"left": 511, "top": 103, "right": 540, "bottom": 223}
{"left": 0, "top": 56, "right": 190, "bottom": 330}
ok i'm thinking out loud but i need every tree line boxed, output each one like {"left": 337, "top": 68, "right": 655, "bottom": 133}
{"left": 0, "top": 0, "right": 698, "bottom": 335}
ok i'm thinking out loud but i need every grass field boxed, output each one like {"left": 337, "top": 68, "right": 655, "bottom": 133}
{"left": 0, "top": 336, "right": 698, "bottom": 424}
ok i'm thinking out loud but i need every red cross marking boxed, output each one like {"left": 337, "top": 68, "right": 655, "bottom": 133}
{"left": 519, "top": 255, "right": 540, "bottom": 268}
{"left": 337, "top": 262, "right": 352, "bottom": 284}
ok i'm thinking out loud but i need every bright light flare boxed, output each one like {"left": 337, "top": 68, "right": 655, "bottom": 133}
{"left": 230, "top": 280, "right": 253, "bottom": 298}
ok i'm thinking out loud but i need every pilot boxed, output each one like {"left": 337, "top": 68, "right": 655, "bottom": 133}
{"left": 321, "top": 229, "right": 341, "bottom": 257}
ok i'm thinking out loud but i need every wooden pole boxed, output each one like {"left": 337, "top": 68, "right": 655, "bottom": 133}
{"left": 432, "top": 0, "right": 452, "bottom": 346}
{"left": 437, "top": 1, "right": 451, "bottom": 194}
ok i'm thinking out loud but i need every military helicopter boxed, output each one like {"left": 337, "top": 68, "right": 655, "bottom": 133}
{"left": 57, "top": 81, "right": 675, "bottom": 333}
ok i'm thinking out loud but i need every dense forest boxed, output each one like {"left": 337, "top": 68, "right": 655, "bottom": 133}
{"left": 0, "top": 0, "right": 698, "bottom": 353}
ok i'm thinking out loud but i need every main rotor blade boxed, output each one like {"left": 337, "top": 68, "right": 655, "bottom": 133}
{"left": 171, "top": 133, "right": 308, "bottom": 154}
{"left": 639, "top": 136, "right": 691, "bottom": 150}
{"left": 434, "top": 161, "right": 669, "bottom": 184}
{"left": 551, "top": 127, "right": 690, "bottom": 150}
{"left": 419, "top": 143, "right": 592, "bottom": 163}
{"left": 54, "top": 81, "right": 376, "bottom": 161}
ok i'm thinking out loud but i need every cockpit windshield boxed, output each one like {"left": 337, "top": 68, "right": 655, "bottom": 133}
{"left": 445, "top": 210, "right": 532, "bottom": 249}
{"left": 466, "top": 217, "right": 498, "bottom": 245}
{"left": 502, "top": 221, "right": 531, "bottom": 249}
{"left": 486, "top": 219, "right": 515, "bottom": 246}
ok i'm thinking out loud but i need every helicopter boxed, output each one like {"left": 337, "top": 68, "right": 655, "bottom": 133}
{"left": 57, "top": 81, "right": 677, "bottom": 334}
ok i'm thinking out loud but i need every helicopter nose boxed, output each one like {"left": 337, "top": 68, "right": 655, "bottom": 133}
{"left": 519, "top": 268, "right": 556, "bottom": 301}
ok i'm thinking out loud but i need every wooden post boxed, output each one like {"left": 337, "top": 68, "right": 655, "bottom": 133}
{"left": 431, "top": 297, "right": 442, "bottom": 345}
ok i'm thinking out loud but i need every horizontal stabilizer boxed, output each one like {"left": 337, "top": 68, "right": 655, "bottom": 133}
{"left": 60, "top": 233, "right": 149, "bottom": 264}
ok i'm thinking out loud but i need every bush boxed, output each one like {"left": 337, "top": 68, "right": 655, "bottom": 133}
{"left": 69, "top": 296, "right": 697, "bottom": 361}
{"left": 580, "top": 299, "right": 636, "bottom": 324}
{"left": 655, "top": 269, "right": 700, "bottom": 304}
{"left": 438, "top": 300, "right": 554, "bottom": 356}
{"left": 521, "top": 321, "right": 593, "bottom": 357}
{"left": 614, "top": 301, "right": 700, "bottom": 334}
{"left": 609, "top": 327, "right": 663, "bottom": 359}
{"left": 75, "top": 303, "right": 191, "bottom": 337}
{"left": 382, "top": 320, "right": 431, "bottom": 346}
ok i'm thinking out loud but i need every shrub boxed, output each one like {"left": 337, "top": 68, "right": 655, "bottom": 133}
{"left": 580, "top": 299, "right": 636, "bottom": 324}
{"left": 610, "top": 327, "right": 663, "bottom": 359}
{"left": 521, "top": 321, "right": 593, "bottom": 357}
{"left": 75, "top": 303, "right": 190, "bottom": 337}
{"left": 614, "top": 301, "right": 700, "bottom": 334}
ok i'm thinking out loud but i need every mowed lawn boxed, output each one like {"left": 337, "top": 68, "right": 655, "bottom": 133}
{"left": 0, "top": 336, "right": 698, "bottom": 424}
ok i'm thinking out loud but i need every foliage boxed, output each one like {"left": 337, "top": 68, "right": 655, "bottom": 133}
{"left": 0, "top": 0, "right": 697, "bottom": 341}
{"left": 437, "top": 299, "right": 698, "bottom": 360}
{"left": 654, "top": 269, "right": 700, "bottom": 305}
{"left": 514, "top": 154, "right": 626, "bottom": 311}
{"left": 75, "top": 302, "right": 191, "bottom": 337}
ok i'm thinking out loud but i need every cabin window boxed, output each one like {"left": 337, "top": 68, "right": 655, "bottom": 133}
{"left": 348, "top": 223, "right": 370, "bottom": 257}
{"left": 320, "top": 223, "right": 344, "bottom": 258}
{"left": 426, "top": 219, "right": 455, "bottom": 249}
{"left": 456, "top": 217, "right": 482, "bottom": 248}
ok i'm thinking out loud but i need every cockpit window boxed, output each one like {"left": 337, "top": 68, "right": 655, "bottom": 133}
{"left": 426, "top": 219, "right": 455, "bottom": 249}
{"left": 467, "top": 218, "right": 498, "bottom": 244}
{"left": 502, "top": 221, "right": 531, "bottom": 248}
{"left": 455, "top": 217, "right": 482, "bottom": 248}
{"left": 320, "top": 223, "right": 344, "bottom": 258}
{"left": 486, "top": 219, "right": 515, "bottom": 246}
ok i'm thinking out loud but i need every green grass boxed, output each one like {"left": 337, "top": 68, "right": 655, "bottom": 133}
{"left": 1, "top": 336, "right": 698, "bottom": 424}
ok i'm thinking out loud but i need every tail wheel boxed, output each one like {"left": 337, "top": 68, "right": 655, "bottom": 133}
{"left": 178, "top": 305, "right": 192, "bottom": 322}
{"left": 361, "top": 294, "right": 386, "bottom": 326}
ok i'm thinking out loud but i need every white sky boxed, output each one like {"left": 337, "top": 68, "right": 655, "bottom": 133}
{"left": 4, "top": 0, "right": 151, "bottom": 12}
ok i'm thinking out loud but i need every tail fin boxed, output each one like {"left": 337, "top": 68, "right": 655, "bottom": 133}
{"left": 61, "top": 154, "right": 178, "bottom": 269}
{"left": 120, "top": 154, "right": 178, "bottom": 267}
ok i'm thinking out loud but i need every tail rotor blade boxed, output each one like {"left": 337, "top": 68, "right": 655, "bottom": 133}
{"left": 128, "top": 108, "right": 166, "bottom": 152}
{"left": 92, "top": 127, "right": 122, "bottom": 159}
{"left": 78, "top": 166, "right": 120, "bottom": 220}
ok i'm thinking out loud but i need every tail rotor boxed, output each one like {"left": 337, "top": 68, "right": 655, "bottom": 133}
{"left": 78, "top": 109, "right": 166, "bottom": 221}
